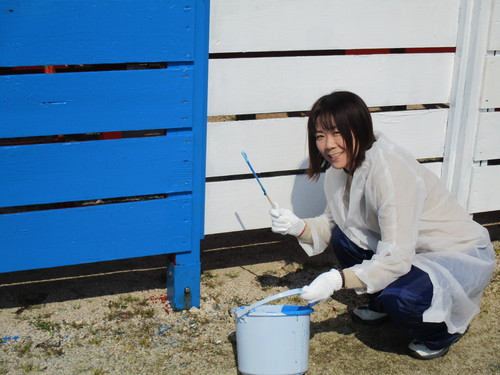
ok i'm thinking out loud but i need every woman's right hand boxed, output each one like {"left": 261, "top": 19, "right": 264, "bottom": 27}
{"left": 269, "top": 204, "right": 306, "bottom": 237}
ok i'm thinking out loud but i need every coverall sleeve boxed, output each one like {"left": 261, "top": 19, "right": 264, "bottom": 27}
{"left": 349, "top": 151, "right": 427, "bottom": 293}
{"left": 297, "top": 205, "right": 335, "bottom": 257}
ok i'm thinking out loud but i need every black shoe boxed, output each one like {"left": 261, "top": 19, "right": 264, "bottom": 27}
{"left": 351, "top": 305, "right": 391, "bottom": 325}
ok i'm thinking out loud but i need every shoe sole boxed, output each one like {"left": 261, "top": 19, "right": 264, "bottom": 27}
{"left": 407, "top": 345, "right": 450, "bottom": 360}
{"left": 407, "top": 330, "right": 464, "bottom": 360}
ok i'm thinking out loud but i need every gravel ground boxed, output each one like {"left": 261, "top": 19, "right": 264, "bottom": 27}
{"left": 0, "top": 230, "right": 498, "bottom": 375}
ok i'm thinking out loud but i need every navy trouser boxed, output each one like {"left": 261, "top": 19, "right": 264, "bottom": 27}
{"left": 331, "top": 226, "right": 462, "bottom": 349}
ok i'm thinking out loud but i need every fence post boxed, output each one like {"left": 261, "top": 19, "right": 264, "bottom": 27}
{"left": 442, "top": 0, "right": 493, "bottom": 208}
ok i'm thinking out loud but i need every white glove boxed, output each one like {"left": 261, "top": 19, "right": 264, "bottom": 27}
{"left": 269, "top": 204, "right": 306, "bottom": 237}
{"left": 301, "top": 269, "right": 343, "bottom": 303}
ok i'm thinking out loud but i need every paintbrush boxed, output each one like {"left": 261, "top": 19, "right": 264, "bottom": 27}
{"left": 241, "top": 151, "right": 277, "bottom": 208}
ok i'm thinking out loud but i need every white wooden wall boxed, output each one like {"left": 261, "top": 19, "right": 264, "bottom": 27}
{"left": 470, "top": 0, "right": 500, "bottom": 213}
{"left": 205, "top": 0, "right": 499, "bottom": 235}
{"left": 443, "top": 0, "right": 500, "bottom": 213}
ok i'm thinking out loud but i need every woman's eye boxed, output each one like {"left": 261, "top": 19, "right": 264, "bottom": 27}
{"left": 332, "top": 131, "right": 341, "bottom": 136}
{"left": 315, "top": 134, "right": 324, "bottom": 140}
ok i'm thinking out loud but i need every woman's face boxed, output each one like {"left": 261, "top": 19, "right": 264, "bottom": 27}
{"left": 315, "top": 124, "right": 354, "bottom": 171}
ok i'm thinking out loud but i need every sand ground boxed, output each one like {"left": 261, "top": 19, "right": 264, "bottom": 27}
{"left": 0, "top": 229, "right": 498, "bottom": 374}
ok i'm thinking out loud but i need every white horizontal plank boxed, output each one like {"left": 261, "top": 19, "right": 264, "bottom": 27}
{"left": 373, "top": 110, "right": 448, "bottom": 160}
{"left": 204, "top": 162, "right": 443, "bottom": 235}
{"left": 207, "top": 117, "right": 309, "bottom": 178}
{"left": 206, "top": 109, "right": 448, "bottom": 177}
{"left": 209, "top": 0, "right": 459, "bottom": 53}
{"left": 205, "top": 175, "right": 326, "bottom": 234}
{"left": 423, "top": 162, "right": 443, "bottom": 179}
{"left": 489, "top": 0, "right": 500, "bottom": 50}
{"left": 475, "top": 112, "right": 500, "bottom": 160}
{"left": 208, "top": 54, "right": 454, "bottom": 116}
{"left": 480, "top": 55, "right": 500, "bottom": 108}
{"left": 468, "top": 165, "right": 500, "bottom": 213}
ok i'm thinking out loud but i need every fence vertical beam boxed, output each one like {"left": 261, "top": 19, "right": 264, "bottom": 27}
{"left": 442, "top": 0, "right": 493, "bottom": 208}
{"left": 167, "top": 0, "right": 210, "bottom": 310}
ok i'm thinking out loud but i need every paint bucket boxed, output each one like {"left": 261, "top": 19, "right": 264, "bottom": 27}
{"left": 232, "top": 289, "right": 314, "bottom": 375}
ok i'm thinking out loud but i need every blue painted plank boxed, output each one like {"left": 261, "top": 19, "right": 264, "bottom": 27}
{"left": 0, "top": 67, "right": 193, "bottom": 138}
{"left": 0, "top": 133, "right": 193, "bottom": 207}
{"left": 190, "top": 0, "right": 211, "bottom": 244}
{"left": 0, "top": 196, "right": 192, "bottom": 273}
{"left": 0, "top": 0, "right": 195, "bottom": 66}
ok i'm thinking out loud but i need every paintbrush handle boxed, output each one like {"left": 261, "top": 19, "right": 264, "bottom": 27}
{"left": 241, "top": 151, "right": 278, "bottom": 208}
{"left": 265, "top": 194, "right": 277, "bottom": 209}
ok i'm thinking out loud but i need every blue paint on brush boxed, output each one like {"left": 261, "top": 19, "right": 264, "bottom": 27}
{"left": 241, "top": 151, "right": 275, "bottom": 207}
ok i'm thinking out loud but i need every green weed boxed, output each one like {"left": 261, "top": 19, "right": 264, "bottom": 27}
{"left": 67, "top": 321, "right": 85, "bottom": 329}
{"left": 31, "top": 319, "right": 61, "bottom": 332}
{"left": 120, "top": 295, "right": 140, "bottom": 303}
{"left": 107, "top": 300, "right": 128, "bottom": 310}
{"left": 264, "top": 270, "right": 278, "bottom": 276}
{"left": 201, "top": 271, "right": 216, "bottom": 280}
{"left": 137, "top": 336, "right": 153, "bottom": 348}
{"left": 201, "top": 271, "right": 221, "bottom": 288}
{"left": 19, "top": 362, "right": 44, "bottom": 372}
{"left": 13, "top": 340, "right": 33, "bottom": 357}
{"left": 34, "top": 340, "right": 64, "bottom": 358}
{"left": 105, "top": 295, "right": 155, "bottom": 321}
{"left": 230, "top": 296, "right": 247, "bottom": 307}
{"left": 88, "top": 336, "right": 103, "bottom": 345}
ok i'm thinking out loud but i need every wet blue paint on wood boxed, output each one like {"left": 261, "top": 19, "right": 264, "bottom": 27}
{"left": 0, "top": 0, "right": 195, "bottom": 66}
{"left": 0, "top": 133, "right": 193, "bottom": 207}
{"left": 0, "top": 0, "right": 210, "bottom": 310}
{"left": 0, "top": 196, "right": 192, "bottom": 272}
{"left": 0, "top": 67, "right": 194, "bottom": 137}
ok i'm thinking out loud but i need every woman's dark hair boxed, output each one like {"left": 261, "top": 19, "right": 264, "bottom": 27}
{"left": 306, "top": 91, "right": 376, "bottom": 180}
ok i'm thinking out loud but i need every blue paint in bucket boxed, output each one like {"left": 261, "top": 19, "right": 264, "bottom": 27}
{"left": 233, "top": 304, "right": 314, "bottom": 375}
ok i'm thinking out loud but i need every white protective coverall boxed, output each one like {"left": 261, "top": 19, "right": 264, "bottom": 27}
{"left": 299, "top": 132, "right": 495, "bottom": 334}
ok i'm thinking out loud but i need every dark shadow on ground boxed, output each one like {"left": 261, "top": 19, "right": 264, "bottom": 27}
{"left": 0, "top": 254, "right": 169, "bottom": 309}
{"left": 0, "top": 228, "right": 313, "bottom": 309}
{"left": 200, "top": 228, "right": 310, "bottom": 271}
{"left": 3, "top": 221, "right": 495, "bottom": 313}
{"left": 310, "top": 313, "right": 410, "bottom": 356}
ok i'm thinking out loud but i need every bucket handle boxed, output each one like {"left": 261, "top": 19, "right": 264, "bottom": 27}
{"left": 235, "top": 288, "right": 316, "bottom": 319}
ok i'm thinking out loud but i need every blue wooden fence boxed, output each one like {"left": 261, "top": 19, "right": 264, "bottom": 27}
{"left": 0, "top": 0, "right": 210, "bottom": 310}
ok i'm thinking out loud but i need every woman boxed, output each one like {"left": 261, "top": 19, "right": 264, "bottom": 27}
{"left": 270, "top": 91, "right": 495, "bottom": 360}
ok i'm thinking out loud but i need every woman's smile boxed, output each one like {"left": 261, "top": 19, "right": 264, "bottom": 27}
{"left": 329, "top": 151, "right": 344, "bottom": 160}
{"left": 315, "top": 127, "right": 351, "bottom": 170}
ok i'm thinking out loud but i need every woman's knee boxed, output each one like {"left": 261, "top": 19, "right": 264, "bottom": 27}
{"left": 372, "top": 267, "right": 434, "bottom": 320}
{"left": 331, "top": 227, "right": 373, "bottom": 267}
{"left": 374, "top": 289, "right": 428, "bottom": 320}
